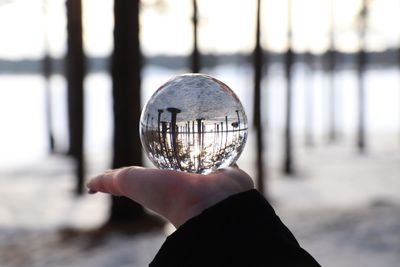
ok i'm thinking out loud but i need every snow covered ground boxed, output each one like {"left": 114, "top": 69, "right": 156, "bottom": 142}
{"left": 271, "top": 144, "right": 400, "bottom": 267}
{"left": 0, "top": 138, "right": 399, "bottom": 267}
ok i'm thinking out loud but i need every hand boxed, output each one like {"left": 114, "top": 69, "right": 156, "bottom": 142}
{"left": 86, "top": 166, "right": 254, "bottom": 228}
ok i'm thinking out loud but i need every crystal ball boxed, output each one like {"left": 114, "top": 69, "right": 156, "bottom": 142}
{"left": 140, "top": 73, "right": 248, "bottom": 174}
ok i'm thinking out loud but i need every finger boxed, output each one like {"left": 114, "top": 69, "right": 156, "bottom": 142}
{"left": 88, "top": 188, "right": 98, "bottom": 194}
{"left": 86, "top": 168, "right": 128, "bottom": 196}
{"left": 87, "top": 167, "right": 197, "bottom": 212}
{"left": 211, "top": 165, "right": 254, "bottom": 190}
{"left": 114, "top": 167, "right": 195, "bottom": 204}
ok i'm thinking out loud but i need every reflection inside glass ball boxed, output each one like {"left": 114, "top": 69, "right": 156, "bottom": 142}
{"left": 140, "top": 73, "right": 248, "bottom": 174}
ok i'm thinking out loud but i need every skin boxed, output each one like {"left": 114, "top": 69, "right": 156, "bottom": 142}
{"left": 87, "top": 166, "right": 254, "bottom": 228}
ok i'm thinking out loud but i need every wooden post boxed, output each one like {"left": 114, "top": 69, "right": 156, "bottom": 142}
{"left": 42, "top": 0, "right": 55, "bottom": 153}
{"left": 191, "top": 0, "right": 200, "bottom": 73}
{"left": 109, "top": 0, "right": 149, "bottom": 224}
{"left": 327, "top": 0, "right": 337, "bottom": 142}
{"left": 357, "top": 0, "right": 368, "bottom": 153}
{"left": 66, "top": 0, "right": 85, "bottom": 195}
{"left": 283, "top": 0, "right": 295, "bottom": 175}
{"left": 253, "top": 0, "right": 266, "bottom": 194}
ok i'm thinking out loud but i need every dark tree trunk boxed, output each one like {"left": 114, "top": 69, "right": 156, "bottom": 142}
{"left": 327, "top": 48, "right": 337, "bottom": 142}
{"left": 42, "top": 0, "right": 54, "bottom": 153}
{"left": 109, "top": 0, "right": 149, "bottom": 224}
{"left": 43, "top": 53, "right": 55, "bottom": 153}
{"left": 327, "top": 0, "right": 337, "bottom": 142}
{"left": 357, "top": 0, "right": 367, "bottom": 153}
{"left": 283, "top": 0, "right": 295, "bottom": 175}
{"left": 252, "top": 0, "right": 265, "bottom": 194}
{"left": 191, "top": 0, "right": 200, "bottom": 73}
{"left": 66, "top": 0, "right": 85, "bottom": 195}
{"left": 304, "top": 52, "right": 314, "bottom": 147}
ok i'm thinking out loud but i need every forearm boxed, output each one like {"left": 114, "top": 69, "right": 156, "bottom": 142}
{"left": 150, "top": 189, "right": 320, "bottom": 266}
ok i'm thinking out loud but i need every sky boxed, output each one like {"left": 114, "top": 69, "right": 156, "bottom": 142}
{"left": 0, "top": 0, "right": 399, "bottom": 59}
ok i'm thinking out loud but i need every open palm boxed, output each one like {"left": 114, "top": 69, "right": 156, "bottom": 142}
{"left": 87, "top": 166, "right": 254, "bottom": 228}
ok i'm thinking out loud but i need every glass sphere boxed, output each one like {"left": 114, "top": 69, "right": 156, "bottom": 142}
{"left": 140, "top": 73, "right": 248, "bottom": 174}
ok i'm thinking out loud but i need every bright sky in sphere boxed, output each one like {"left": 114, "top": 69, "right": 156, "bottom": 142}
{"left": 143, "top": 74, "right": 246, "bottom": 123}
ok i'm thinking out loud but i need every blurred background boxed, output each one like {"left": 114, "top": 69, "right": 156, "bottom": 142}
{"left": 0, "top": 0, "right": 399, "bottom": 266}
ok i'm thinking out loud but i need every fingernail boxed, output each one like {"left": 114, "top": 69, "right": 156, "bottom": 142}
{"left": 88, "top": 189, "right": 97, "bottom": 194}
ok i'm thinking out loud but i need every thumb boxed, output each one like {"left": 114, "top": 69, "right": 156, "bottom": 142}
{"left": 86, "top": 167, "right": 130, "bottom": 196}
{"left": 86, "top": 167, "right": 198, "bottom": 226}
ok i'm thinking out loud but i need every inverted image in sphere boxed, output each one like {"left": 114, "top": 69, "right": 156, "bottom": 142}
{"left": 140, "top": 73, "right": 248, "bottom": 174}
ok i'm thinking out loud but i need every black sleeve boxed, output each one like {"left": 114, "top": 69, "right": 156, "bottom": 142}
{"left": 150, "top": 189, "right": 321, "bottom": 267}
